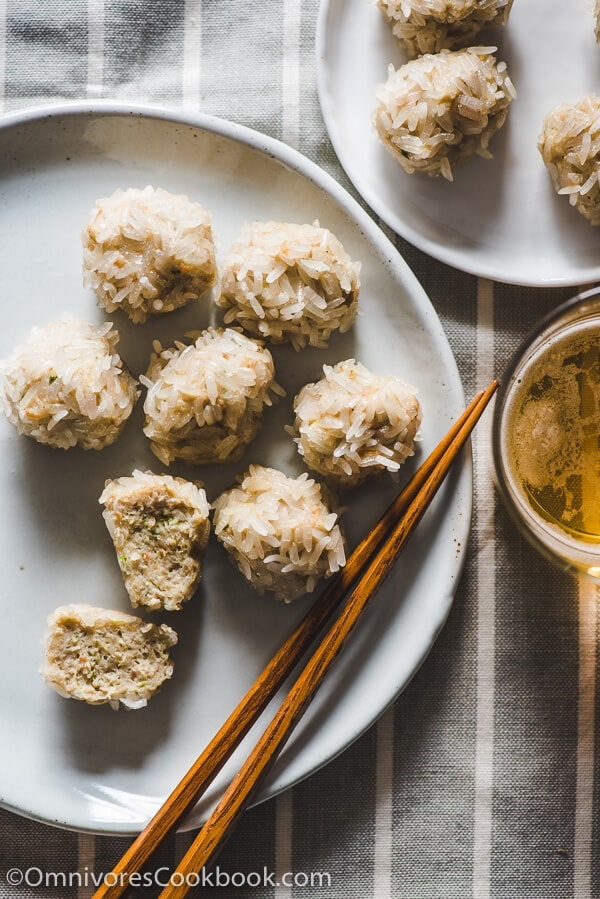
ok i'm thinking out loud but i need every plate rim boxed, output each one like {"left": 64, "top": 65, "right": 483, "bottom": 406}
{"left": 0, "top": 99, "right": 472, "bottom": 834}
{"left": 315, "top": 0, "right": 600, "bottom": 288}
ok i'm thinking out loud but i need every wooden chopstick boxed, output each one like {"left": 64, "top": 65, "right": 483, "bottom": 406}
{"left": 93, "top": 380, "right": 498, "bottom": 899}
{"left": 155, "top": 381, "right": 497, "bottom": 898}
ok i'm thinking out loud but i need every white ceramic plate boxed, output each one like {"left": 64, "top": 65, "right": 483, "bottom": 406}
{"left": 0, "top": 103, "right": 470, "bottom": 834}
{"left": 317, "top": 0, "right": 600, "bottom": 286}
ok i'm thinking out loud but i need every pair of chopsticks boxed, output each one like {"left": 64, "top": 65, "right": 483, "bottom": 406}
{"left": 93, "top": 380, "right": 498, "bottom": 899}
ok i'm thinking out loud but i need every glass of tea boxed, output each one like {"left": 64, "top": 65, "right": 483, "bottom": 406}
{"left": 493, "top": 286, "right": 600, "bottom": 580}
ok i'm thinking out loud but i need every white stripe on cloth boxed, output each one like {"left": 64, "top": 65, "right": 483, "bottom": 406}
{"left": 574, "top": 580, "right": 598, "bottom": 897}
{"left": 77, "top": 832, "right": 96, "bottom": 899}
{"left": 274, "top": 789, "right": 294, "bottom": 899}
{"left": 0, "top": 0, "right": 7, "bottom": 113}
{"left": 86, "top": 0, "right": 104, "bottom": 100}
{"left": 473, "top": 278, "right": 495, "bottom": 899}
{"left": 183, "top": 0, "right": 202, "bottom": 112}
{"left": 282, "top": 0, "right": 301, "bottom": 148}
{"left": 374, "top": 706, "right": 394, "bottom": 898}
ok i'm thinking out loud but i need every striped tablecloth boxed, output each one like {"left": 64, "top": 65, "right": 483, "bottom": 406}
{"left": 0, "top": 3, "right": 597, "bottom": 898}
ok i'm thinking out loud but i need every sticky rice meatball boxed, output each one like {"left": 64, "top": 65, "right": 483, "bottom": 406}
{"left": 289, "top": 359, "right": 422, "bottom": 489}
{"left": 217, "top": 221, "right": 360, "bottom": 350}
{"left": 100, "top": 470, "right": 211, "bottom": 612}
{"left": 82, "top": 185, "right": 217, "bottom": 323}
{"left": 538, "top": 96, "right": 600, "bottom": 225}
{"left": 0, "top": 318, "right": 138, "bottom": 450}
{"left": 378, "top": 0, "right": 515, "bottom": 58}
{"left": 42, "top": 605, "right": 178, "bottom": 710}
{"left": 374, "top": 47, "right": 515, "bottom": 181}
{"left": 213, "top": 465, "right": 346, "bottom": 602}
{"left": 142, "top": 327, "right": 283, "bottom": 465}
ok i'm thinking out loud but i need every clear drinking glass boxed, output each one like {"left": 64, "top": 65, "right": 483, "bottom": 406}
{"left": 493, "top": 286, "right": 600, "bottom": 580}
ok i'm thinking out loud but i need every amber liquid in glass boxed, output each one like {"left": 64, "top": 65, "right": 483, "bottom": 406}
{"left": 507, "top": 323, "right": 600, "bottom": 545}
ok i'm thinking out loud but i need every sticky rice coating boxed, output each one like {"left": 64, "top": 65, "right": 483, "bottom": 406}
{"left": 378, "top": 0, "right": 514, "bottom": 58}
{"left": 0, "top": 317, "right": 138, "bottom": 450}
{"left": 42, "top": 604, "right": 178, "bottom": 710}
{"left": 213, "top": 465, "right": 346, "bottom": 602}
{"left": 82, "top": 185, "right": 217, "bottom": 324}
{"left": 290, "top": 359, "right": 422, "bottom": 488}
{"left": 217, "top": 221, "right": 360, "bottom": 351}
{"left": 538, "top": 96, "right": 600, "bottom": 225}
{"left": 100, "top": 470, "right": 211, "bottom": 612}
{"left": 142, "top": 327, "right": 284, "bottom": 466}
{"left": 374, "top": 47, "right": 515, "bottom": 181}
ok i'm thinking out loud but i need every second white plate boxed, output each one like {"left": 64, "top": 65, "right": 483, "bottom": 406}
{"left": 317, "top": 0, "right": 600, "bottom": 286}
